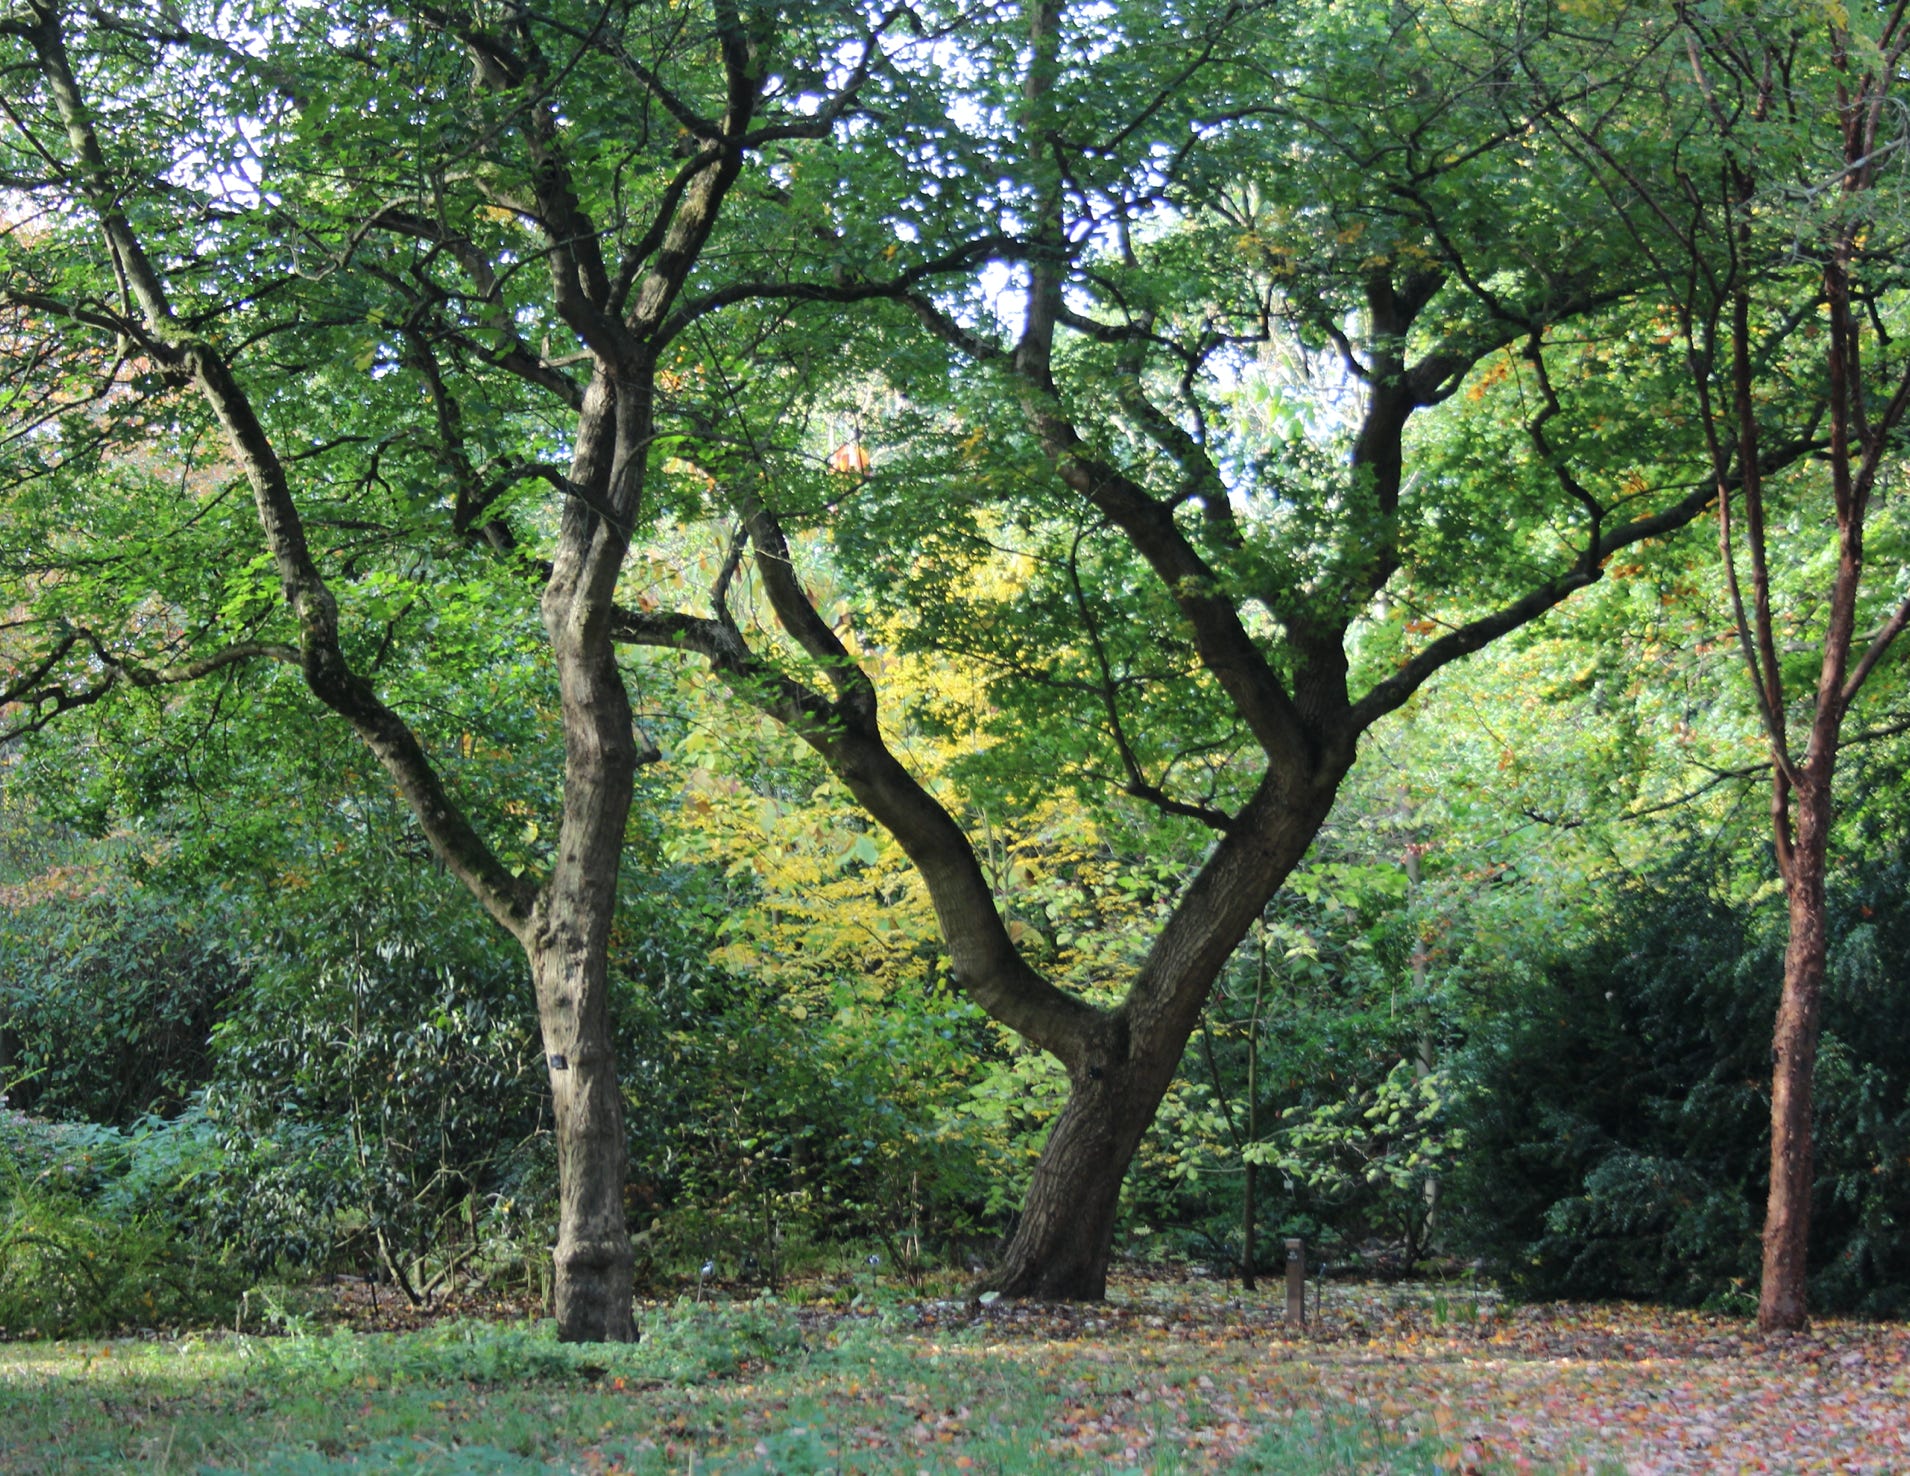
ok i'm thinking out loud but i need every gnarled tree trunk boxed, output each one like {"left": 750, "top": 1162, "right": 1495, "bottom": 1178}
{"left": 985, "top": 1068, "right": 1153, "bottom": 1300}
{"left": 528, "top": 360, "right": 646, "bottom": 1340}
{"left": 983, "top": 776, "right": 1347, "bottom": 1299}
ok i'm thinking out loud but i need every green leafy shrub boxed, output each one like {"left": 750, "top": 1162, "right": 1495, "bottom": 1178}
{"left": 0, "top": 860, "right": 241, "bottom": 1124}
{"left": 621, "top": 956, "right": 1002, "bottom": 1286}
{"left": 1136, "top": 852, "right": 1462, "bottom": 1278}
{"left": 0, "top": 1112, "right": 243, "bottom": 1335}
{"left": 1452, "top": 839, "right": 1910, "bottom": 1312}
{"left": 1247, "top": 1059, "right": 1463, "bottom": 1259}
{"left": 206, "top": 908, "right": 547, "bottom": 1289}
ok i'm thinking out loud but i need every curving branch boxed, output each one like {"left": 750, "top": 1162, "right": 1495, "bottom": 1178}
{"left": 610, "top": 537, "right": 1107, "bottom": 1068}
{"left": 25, "top": 0, "right": 540, "bottom": 936}
{"left": 656, "top": 234, "right": 1019, "bottom": 348}
{"left": 1063, "top": 530, "right": 1234, "bottom": 832}
{"left": 1346, "top": 425, "right": 1819, "bottom": 734}
{"left": 1, "top": 630, "right": 299, "bottom": 741}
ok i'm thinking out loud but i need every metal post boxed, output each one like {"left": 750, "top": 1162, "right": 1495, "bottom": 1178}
{"left": 1284, "top": 1237, "right": 1306, "bottom": 1326}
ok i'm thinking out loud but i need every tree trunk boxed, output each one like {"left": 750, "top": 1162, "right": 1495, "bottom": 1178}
{"left": 531, "top": 939, "right": 636, "bottom": 1341}
{"left": 1242, "top": 982, "right": 1261, "bottom": 1292}
{"left": 1242, "top": 942, "right": 1264, "bottom": 1292}
{"left": 975, "top": 769, "right": 1346, "bottom": 1300}
{"left": 1758, "top": 787, "right": 1831, "bottom": 1334}
{"left": 1241, "top": 1160, "right": 1258, "bottom": 1293}
{"left": 983, "top": 1061, "right": 1165, "bottom": 1299}
{"left": 533, "top": 505, "right": 643, "bottom": 1341}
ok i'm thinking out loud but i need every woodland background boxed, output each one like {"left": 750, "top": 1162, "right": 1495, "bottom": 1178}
{"left": 2, "top": 0, "right": 1909, "bottom": 1345}
{"left": 5, "top": 530, "right": 1909, "bottom": 1333}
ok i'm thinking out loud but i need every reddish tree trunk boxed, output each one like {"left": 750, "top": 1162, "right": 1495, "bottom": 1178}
{"left": 1759, "top": 788, "right": 1831, "bottom": 1333}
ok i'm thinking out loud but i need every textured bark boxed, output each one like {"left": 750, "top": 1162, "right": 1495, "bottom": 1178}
{"left": 1758, "top": 810, "right": 1828, "bottom": 1334}
{"left": 530, "top": 485, "right": 644, "bottom": 1341}
{"left": 985, "top": 774, "right": 1345, "bottom": 1299}
{"left": 984, "top": 1067, "right": 1153, "bottom": 1300}
{"left": 532, "top": 938, "right": 636, "bottom": 1342}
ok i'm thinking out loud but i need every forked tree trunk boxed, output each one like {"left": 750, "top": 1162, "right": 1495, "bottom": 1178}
{"left": 982, "top": 780, "right": 1344, "bottom": 1300}
{"left": 1758, "top": 789, "right": 1831, "bottom": 1333}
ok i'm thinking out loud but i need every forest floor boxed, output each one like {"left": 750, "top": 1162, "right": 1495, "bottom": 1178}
{"left": 0, "top": 1273, "right": 1904, "bottom": 1473}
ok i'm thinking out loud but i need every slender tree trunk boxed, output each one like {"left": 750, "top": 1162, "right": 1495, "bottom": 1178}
{"left": 1758, "top": 784, "right": 1831, "bottom": 1333}
{"left": 1242, "top": 999, "right": 1260, "bottom": 1291}
{"left": 1241, "top": 1160, "right": 1258, "bottom": 1292}
{"left": 1241, "top": 926, "right": 1266, "bottom": 1291}
{"left": 533, "top": 522, "right": 643, "bottom": 1341}
{"left": 1402, "top": 834, "right": 1439, "bottom": 1252}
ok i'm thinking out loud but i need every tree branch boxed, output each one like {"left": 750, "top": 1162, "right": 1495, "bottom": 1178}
{"left": 611, "top": 595, "right": 1107, "bottom": 1066}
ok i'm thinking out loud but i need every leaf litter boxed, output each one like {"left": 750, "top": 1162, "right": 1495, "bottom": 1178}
{"left": 562, "top": 1277, "right": 1910, "bottom": 1475}
{"left": 13, "top": 1275, "right": 1905, "bottom": 1473}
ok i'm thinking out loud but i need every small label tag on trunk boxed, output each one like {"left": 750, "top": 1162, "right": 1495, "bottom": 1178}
{"left": 548, "top": 1054, "right": 569, "bottom": 1071}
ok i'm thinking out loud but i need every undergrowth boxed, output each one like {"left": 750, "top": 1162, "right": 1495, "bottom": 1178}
{"left": 251, "top": 1300, "right": 811, "bottom": 1389}
{"left": 0, "top": 1160, "right": 243, "bottom": 1338}
{"left": 0, "top": 1301, "right": 1607, "bottom": 1476}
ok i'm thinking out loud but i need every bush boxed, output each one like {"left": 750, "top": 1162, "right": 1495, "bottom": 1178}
{"left": 1452, "top": 840, "right": 1910, "bottom": 1313}
{"left": 1131, "top": 855, "right": 1462, "bottom": 1279}
{"left": 206, "top": 913, "right": 548, "bottom": 1290}
{"left": 0, "top": 1107, "right": 244, "bottom": 1335}
{"left": 619, "top": 958, "right": 1003, "bottom": 1286}
{"left": 0, "top": 862, "right": 241, "bottom": 1125}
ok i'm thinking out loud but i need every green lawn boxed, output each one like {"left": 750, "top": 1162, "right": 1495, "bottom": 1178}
{"left": 7, "top": 1278, "right": 1902, "bottom": 1474}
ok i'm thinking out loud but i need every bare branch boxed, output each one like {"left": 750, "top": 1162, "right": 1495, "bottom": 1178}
{"left": 656, "top": 235, "right": 1017, "bottom": 347}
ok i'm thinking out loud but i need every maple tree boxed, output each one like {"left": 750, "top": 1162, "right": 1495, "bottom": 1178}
{"left": 0, "top": 0, "right": 995, "bottom": 1340}
{"left": 6, "top": 0, "right": 1903, "bottom": 1331}
{"left": 614, "top": 0, "right": 1788, "bottom": 1296}
{"left": 1519, "top": 0, "right": 1910, "bottom": 1331}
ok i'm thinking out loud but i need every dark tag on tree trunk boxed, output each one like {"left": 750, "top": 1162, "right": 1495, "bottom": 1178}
{"left": 549, "top": 1054, "right": 569, "bottom": 1071}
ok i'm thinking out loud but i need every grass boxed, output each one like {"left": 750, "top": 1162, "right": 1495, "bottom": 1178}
{"left": 0, "top": 1288, "right": 1640, "bottom": 1474}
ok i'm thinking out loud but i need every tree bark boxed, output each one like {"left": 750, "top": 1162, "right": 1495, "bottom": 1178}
{"left": 1758, "top": 784, "right": 1831, "bottom": 1333}
{"left": 984, "top": 1067, "right": 1153, "bottom": 1299}
{"left": 525, "top": 639, "right": 641, "bottom": 1341}
{"left": 523, "top": 357, "right": 647, "bottom": 1340}
{"left": 984, "top": 776, "right": 1345, "bottom": 1299}
{"left": 531, "top": 938, "right": 636, "bottom": 1340}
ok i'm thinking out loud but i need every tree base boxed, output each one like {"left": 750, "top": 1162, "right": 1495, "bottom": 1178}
{"left": 554, "top": 1239, "right": 638, "bottom": 1343}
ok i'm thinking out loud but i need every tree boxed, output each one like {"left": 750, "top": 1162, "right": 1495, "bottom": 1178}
{"left": 1526, "top": 0, "right": 1910, "bottom": 1331}
{"left": 0, "top": 0, "right": 973, "bottom": 1339}
{"left": 615, "top": 0, "right": 1772, "bottom": 1295}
